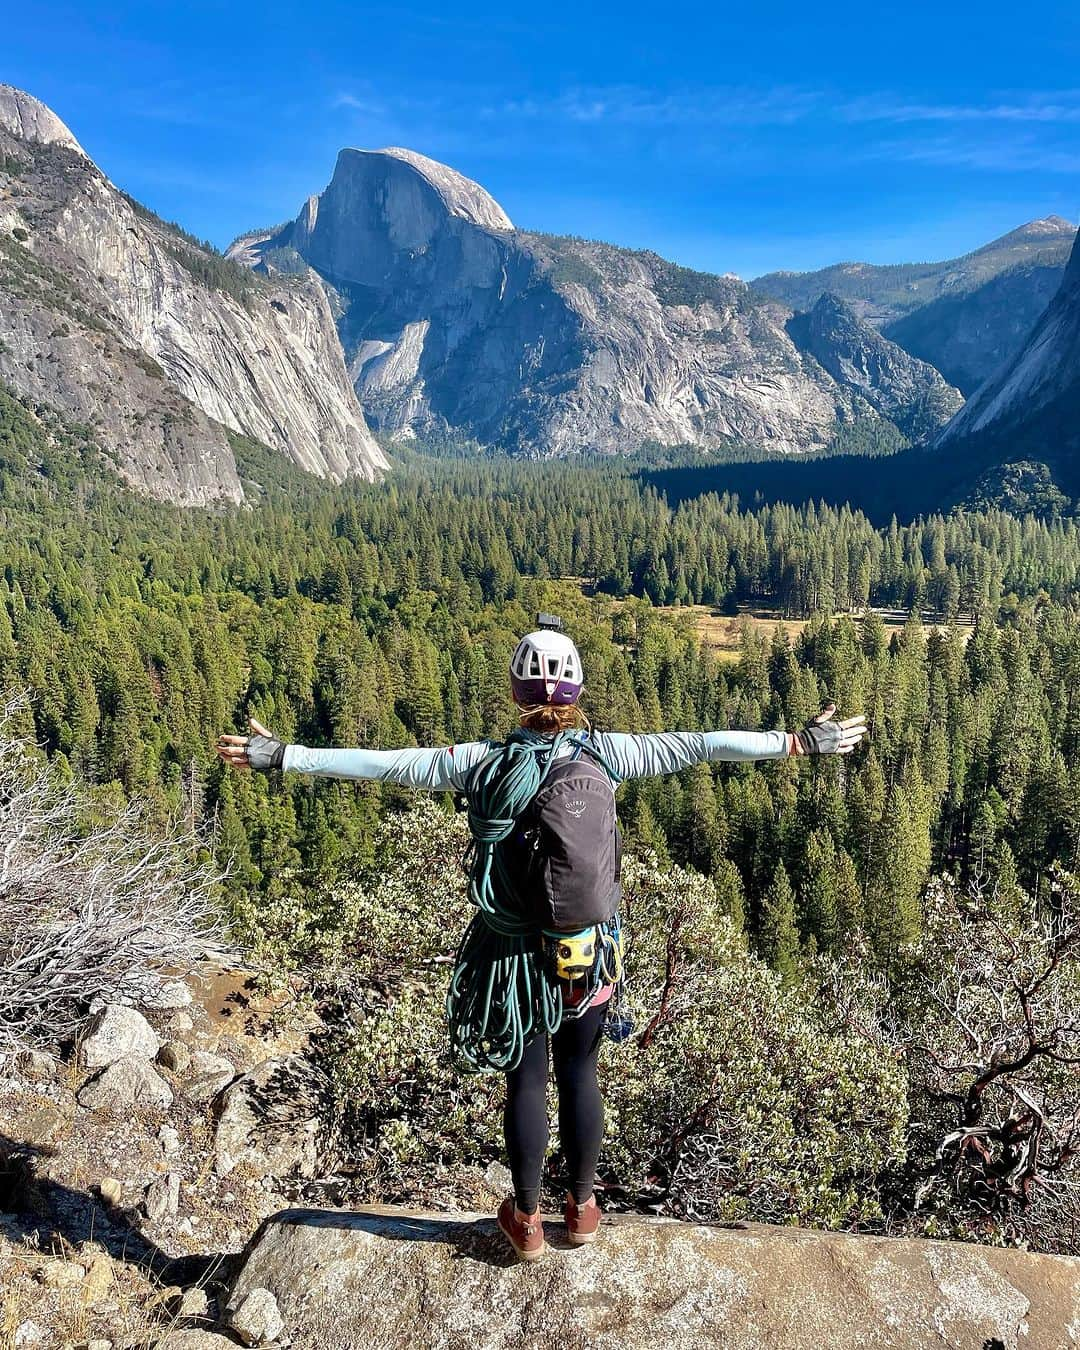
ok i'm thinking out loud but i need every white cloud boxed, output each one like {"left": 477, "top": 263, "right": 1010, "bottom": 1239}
{"left": 840, "top": 92, "right": 1080, "bottom": 126}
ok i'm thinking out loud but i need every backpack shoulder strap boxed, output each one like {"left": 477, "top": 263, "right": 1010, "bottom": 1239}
{"left": 574, "top": 732, "right": 623, "bottom": 786}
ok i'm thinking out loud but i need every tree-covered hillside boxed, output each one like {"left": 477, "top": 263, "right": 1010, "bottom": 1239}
{"left": 3, "top": 387, "right": 1080, "bottom": 978}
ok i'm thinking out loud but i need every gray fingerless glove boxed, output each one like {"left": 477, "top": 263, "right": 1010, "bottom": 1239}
{"left": 794, "top": 716, "right": 844, "bottom": 755}
{"left": 246, "top": 734, "right": 286, "bottom": 771}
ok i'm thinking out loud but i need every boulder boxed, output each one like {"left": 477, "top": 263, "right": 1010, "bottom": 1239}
{"left": 155, "top": 1334, "right": 239, "bottom": 1350}
{"left": 213, "top": 1057, "right": 325, "bottom": 1179}
{"left": 77, "top": 1056, "right": 173, "bottom": 1113}
{"left": 183, "top": 1069, "right": 235, "bottom": 1106}
{"left": 226, "top": 1287, "right": 284, "bottom": 1346}
{"left": 142, "top": 978, "right": 193, "bottom": 1010}
{"left": 144, "top": 1171, "right": 181, "bottom": 1221}
{"left": 175, "top": 1286, "right": 211, "bottom": 1319}
{"left": 180, "top": 1049, "right": 236, "bottom": 1104}
{"left": 225, "top": 1205, "right": 1080, "bottom": 1350}
{"left": 80, "top": 1005, "right": 160, "bottom": 1068}
{"left": 158, "top": 1041, "right": 192, "bottom": 1074}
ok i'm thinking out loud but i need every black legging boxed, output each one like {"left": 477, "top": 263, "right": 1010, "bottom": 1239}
{"left": 504, "top": 1001, "right": 607, "bottom": 1214}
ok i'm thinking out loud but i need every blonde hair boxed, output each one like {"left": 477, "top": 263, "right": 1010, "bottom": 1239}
{"left": 515, "top": 701, "right": 591, "bottom": 735}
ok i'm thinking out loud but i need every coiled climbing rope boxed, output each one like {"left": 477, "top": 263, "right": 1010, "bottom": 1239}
{"left": 446, "top": 729, "right": 618, "bottom": 1074}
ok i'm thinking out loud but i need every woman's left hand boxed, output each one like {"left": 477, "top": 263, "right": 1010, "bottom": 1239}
{"left": 215, "top": 717, "right": 286, "bottom": 772}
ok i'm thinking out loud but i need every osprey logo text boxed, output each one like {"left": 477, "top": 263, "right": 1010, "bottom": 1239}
{"left": 564, "top": 798, "right": 588, "bottom": 818}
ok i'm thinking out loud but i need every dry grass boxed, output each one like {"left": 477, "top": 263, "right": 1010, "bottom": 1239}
{"left": 641, "top": 604, "right": 974, "bottom": 662}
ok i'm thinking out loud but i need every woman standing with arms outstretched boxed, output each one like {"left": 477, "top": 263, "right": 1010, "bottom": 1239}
{"left": 217, "top": 615, "right": 867, "bottom": 1261}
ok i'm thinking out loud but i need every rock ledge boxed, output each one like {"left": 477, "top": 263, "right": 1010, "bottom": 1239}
{"left": 226, "top": 1204, "right": 1080, "bottom": 1350}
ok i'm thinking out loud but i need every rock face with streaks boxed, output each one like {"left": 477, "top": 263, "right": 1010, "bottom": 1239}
{"left": 0, "top": 84, "right": 386, "bottom": 504}
{"left": 930, "top": 225, "right": 1080, "bottom": 500}
{"left": 232, "top": 148, "right": 960, "bottom": 458}
{"left": 791, "top": 293, "right": 962, "bottom": 440}
{"left": 224, "top": 1205, "right": 1080, "bottom": 1350}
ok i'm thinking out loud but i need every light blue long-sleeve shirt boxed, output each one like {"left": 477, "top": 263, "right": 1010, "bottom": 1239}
{"left": 282, "top": 728, "right": 790, "bottom": 790}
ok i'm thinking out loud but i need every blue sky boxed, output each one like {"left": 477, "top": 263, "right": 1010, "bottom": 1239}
{"left": 7, "top": 0, "right": 1080, "bottom": 276}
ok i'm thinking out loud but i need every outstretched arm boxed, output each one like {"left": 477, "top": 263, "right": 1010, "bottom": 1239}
{"left": 592, "top": 705, "right": 867, "bottom": 782}
{"left": 216, "top": 718, "right": 492, "bottom": 791}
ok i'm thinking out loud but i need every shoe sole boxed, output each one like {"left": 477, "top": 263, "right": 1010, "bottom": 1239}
{"left": 498, "top": 1214, "right": 546, "bottom": 1261}
{"left": 567, "top": 1228, "right": 598, "bottom": 1245}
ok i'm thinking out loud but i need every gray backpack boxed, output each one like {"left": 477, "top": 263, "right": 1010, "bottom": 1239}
{"left": 506, "top": 751, "right": 622, "bottom": 933}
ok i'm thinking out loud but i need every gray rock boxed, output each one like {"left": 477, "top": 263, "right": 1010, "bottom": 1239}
{"left": 0, "top": 85, "right": 386, "bottom": 506}
{"left": 176, "top": 1286, "right": 210, "bottom": 1319}
{"left": 482, "top": 1161, "right": 513, "bottom": 1194}
{"left": 158, "top": 1041, "right": 191, "bottom": 1074}
{"left": 154, "top": 1334, "right": 238, "bottom": 1350}
{"left": 792, "top": 294, "right": 963, "bottom": 441}
{"left": 183, "top": 1069, "right": 235, "bottom": 1106}
{"left": 166, "top": 1012, "right": 196, "bottom": 1035}
{"left": 934, "top": 227, "right": 1080, "bottom": 472}
{"left": 80, "top": 1005, "right": 160, "bottom": 1068}
{"left": 190, "top": 1050, "right": 234, "bottom": 1075}
{"left": 213, "top": 1056, "right": 325, "bottom": 1179}
{"left": 225, "top": 1204, "right": 1080, "bottom": 1350}
{"left": 143, "top": 1172, "right": 181, "bottom": 1222}
{"left": 752, "top": 216, "right": 1077, "bottom": 395}
{"left": 77, "top": 1056, "right": 173, "bottom": 1114}
{"left": 226, "top": 1287, "right": 284, "bottom": 1346}
{"left": 158, "top": 1124, "right": 182, "bottom": 1155}
{"left": 13, "top": 1321, "right": 44, "bottom": 1348}
{"left": 17, "top": 1048, "right": 56, "bottom": 1080}
{"left": 141, "top": 978, "right": 193, "bottom": 1010}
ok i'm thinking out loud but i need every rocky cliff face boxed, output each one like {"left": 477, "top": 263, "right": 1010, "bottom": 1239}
{"left": 931, "top": 225, "right": 1080, "bottom": 493}
{"left": 753, "top": 218, "right": 1076, "bottom": 396}
{"left": 233, "top": 148, "right": 960, "bottom": 458}
{"left": 0, "top": 86, "right": 386, "bottom": 504}
{"left": 791, "top": 293, "right": 963, "bottom": 439}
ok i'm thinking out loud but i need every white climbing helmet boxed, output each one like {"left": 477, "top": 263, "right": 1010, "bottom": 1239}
{"left": 509, "top": 615, "right": 584, "bottom": 706}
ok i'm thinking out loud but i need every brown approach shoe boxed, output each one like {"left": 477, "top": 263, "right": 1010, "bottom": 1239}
{"left": 497, "top": 1197, "right": 546, "bottom": 1261}
{"left": 564, "top": 1193, "right": 601, "bottom": 1245}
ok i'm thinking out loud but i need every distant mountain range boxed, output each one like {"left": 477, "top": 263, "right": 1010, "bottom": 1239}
{"left": 1, "top": 82, "right": 1078, "bottom": 515}
{"left": 653, "top": 228, "right": 1080, "bottom": 520}
{"left": 752, "top": 218, "right": 1075, "bottom": 396}
{"left": 230, "top": 147, "right": 960, "bottom": 461}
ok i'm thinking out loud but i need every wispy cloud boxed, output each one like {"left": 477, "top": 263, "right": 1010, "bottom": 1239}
{"left": 877, "top": 134, "right": 1080, "bottom": 175}
{"left": 333, "top": 81, "right": 1080, "bottom": 135}
{"left": 488, "top": 85, "right": 821, "bottom": 127}
{"left": 333, "top": 91, "right": 390, "bottom": 117}
{"left": 840, "top": 92, "right": 1080, "bottom": 125}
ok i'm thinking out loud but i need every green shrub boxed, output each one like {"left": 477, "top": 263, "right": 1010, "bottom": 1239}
{"left": 310, "top": 801, "right": 908, "bottom": 1223}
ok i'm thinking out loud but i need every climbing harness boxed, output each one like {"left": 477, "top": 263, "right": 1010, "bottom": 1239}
{"left": 446, "top": 729, "right": 623, "bottom": 1074}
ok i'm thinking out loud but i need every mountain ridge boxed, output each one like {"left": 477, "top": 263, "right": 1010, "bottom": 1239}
{"left": 232, "top": 146, "right": 961, "bottom": 460}
{"left": 0, "top": 85, "right": 386, "bottom": 504}
{"left": 752, "top": 217, "right": 1076, "bottom": 395}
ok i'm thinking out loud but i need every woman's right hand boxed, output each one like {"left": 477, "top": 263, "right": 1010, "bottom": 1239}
{"left": 215, "top": 717, "right": 286, "bottom": 772}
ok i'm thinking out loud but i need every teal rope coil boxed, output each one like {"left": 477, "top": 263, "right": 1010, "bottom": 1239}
{"left": 446, "top": 729, "right": 618, "bottom": 1075}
